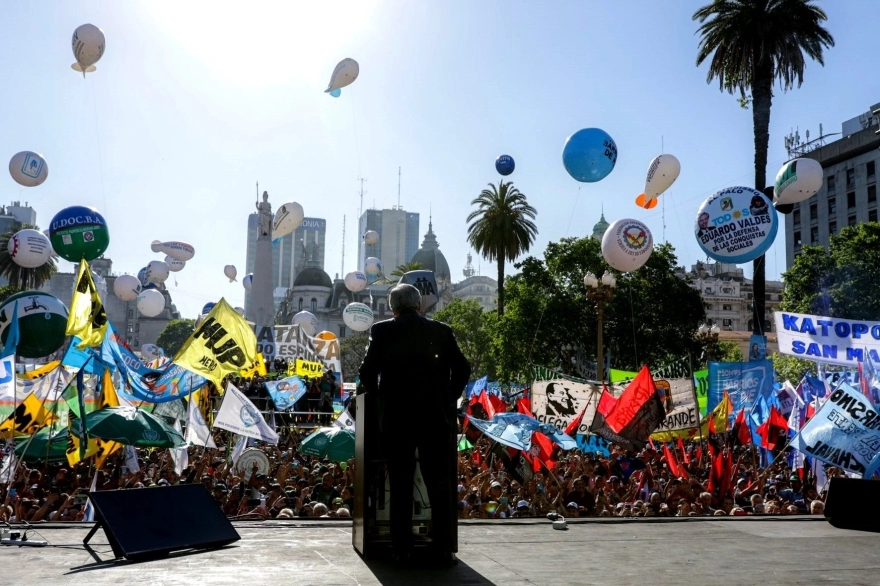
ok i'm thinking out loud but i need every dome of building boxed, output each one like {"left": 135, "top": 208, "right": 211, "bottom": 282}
{"left": 591, "top": 211, "right": 610, "bottom": 240}
{"left": 410, "top": 218, "right": 451, "bottom": 282}
{"left": 293, "top": 264, "right": 333, "bottom": 288}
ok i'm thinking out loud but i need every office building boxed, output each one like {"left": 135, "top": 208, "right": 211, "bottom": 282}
{"left": 357, "top": 207, "right": 419, "bottom": 277}
{"left": 0, "top": 201, "right": 38, "bottom": 287}
{"left": 786, "top": 103, "right": 880, "bottom": 268}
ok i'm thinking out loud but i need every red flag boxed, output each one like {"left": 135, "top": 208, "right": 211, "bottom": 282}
{"left": 648, "top": 438, "right": 656, "bottom": 450}
{"left": 488, "top": 393, "right": 506, "bottom": 417}
{"left": 478, "top": 390, "right": 496, "bottom": 420}
{"left": 694, "top": 446, "right": 702, "bottom": 462}
{"left": 603, "top": 366, "right": 664, "bottom": 436}
{"left": 707, "top": 412, "right": 716, "bottom": 435}
{"left": 733, "top": 408, "right": 751, "bottom": 446}
{"left": 527, "top": 432, "right": 558, "bottom": 472}
{"left": 663, "top": 444, "right": 681, "bottom": 477}
{"left": 677, "top": 437, "right": 690, "bottom": 464}
{"left": 472, "top": 449, "right": 482, "bottom": 467}
{"left": 516, "top": 397, "right": 531, "bottom": 416}
{"left": 564, "top": 405, "right": 587, "bottom": 437}
{"left": 597, "top": 385, "right": 617, "bottom": 416}
{"left": 805, "top": 400, "right": 817, "bottom": 420}
{"left": 756, "top": 405, "right": 789, "bottom": 450}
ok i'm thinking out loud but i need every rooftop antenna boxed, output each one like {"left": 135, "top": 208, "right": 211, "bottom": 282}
{"left": 358, "top": 177, "right": 368, "bottom": 218}
{"left": 397, "top": 166, "right": 401, "bottom": 209}
{"left": 341, "top": 214, "right": 346, "bottom": 277}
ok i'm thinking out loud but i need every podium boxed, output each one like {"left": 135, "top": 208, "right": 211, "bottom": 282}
{"left": 352, "top": 391, "right": 458, "bottom": 558}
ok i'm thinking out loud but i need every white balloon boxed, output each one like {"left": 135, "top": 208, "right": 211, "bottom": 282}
{"left": 272, "top": 202, "right": 304, "bottom": 239}
{"left": 234, "top": 306, "right": 246, "bottom": 317}
{"left": 243, "top": 274, "right": 254, "bottom": 291}
{"left": 71, "top": 24, "right": 105, "bottom": 75}
{"left": 342, "top": 303, "right": 374, "bottom": 332}
{"left": 325, "top": 58, "right": 360, "bottom": 93}
{"left": 151, "top": 240, "right": 195, "bottom": 262}
{"left": 601, "top": 219, "right": 653, "bottom": 272}
{"left": 636, "top": 154, "right": 680, "bottom": 209}
{"left": 364, "top": 257, "right": 382, "bottom": 276}
{"left": 292, "top": 311, "right": 319, "bottom": 337}
{"left": 774, "top": 158, "right": 823, "bottom": 205}
{"left": 7, "top": 229, "right": 52, "bottom": 268}
{"left": 141, "top": 343, "right": 161, "bottom": 360}
{"left": 165, "top": 256, "right": 185, "bottom": 272}
{"left": 224, "top": 265, "right": 237, "bottom": 282}
{"left": 137, "top": 266, "right": 149, "bottom": 286}
{"left": 113, "top": 274, "right": 142, "bottom": 301}
{"left": 145, "top": 260, "right": 170, "bottom": 284}
{"left": 344, "top": 271, "right": 368, "bottom": 292}
{"left": 136, "top": 289, "right": 165, "bottom": 317}
{"left": 8, "top": 151, "right": 48, "bottom": 187}
{"left": 363, "top": 230, "right": 379, "bottom": 246}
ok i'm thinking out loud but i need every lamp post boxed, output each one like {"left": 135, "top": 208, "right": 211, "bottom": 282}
{"left": 697, "top": 322, "right": 721, "bottom": 363}
{"left": 584, "top": 272, "right": 617, "bottom": 383}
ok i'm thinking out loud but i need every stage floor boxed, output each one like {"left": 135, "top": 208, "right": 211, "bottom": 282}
{"left": 2, "top": 517, "right": 877, "bottom": 585}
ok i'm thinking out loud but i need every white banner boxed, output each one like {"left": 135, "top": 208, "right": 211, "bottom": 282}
{"left": 651, "top": 378, "right": 700, "bottom": 435}
{"left": 0, "top": 356, "right": 14, "bottom": 403}
{"left": 776, "top": 311, "right": 880, "bottom": 367}
{"left": 214, "top": 383, "right": 279, "bottom": 444}
{"left": 334, "top": 408, "right": 355, "bottom": 431}
{"left": 252, "top": 323, "right": 342, "bottom": 376}
{"left": 530, "top": 378, "right": 601, "bottom": 433}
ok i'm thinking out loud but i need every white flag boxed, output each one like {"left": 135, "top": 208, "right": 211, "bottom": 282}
{"left": 229, "top": 435, "right": 247, "bottom": 467}
{"left": 186, "top": 392, "right": 217, "bottom": 448}
{"left": 17, "top": 365, "right": 72, "bottom": 402}
{"left": 124, "top": 445, "right": 140, "bottom": 473}
{"left": 0, "top": 444, "right": 17, "bottom": 483}
{"left": 0, "top": 356, "right": 15, "bottom": 404}
{"left": 83, "top": 471, "right": 99, "bottom": 522}
{"left": 214, "top": 383, "right": 278, "bottom": 444}
{"left": 334, "top": 408, "right": 355, "bottom": 431}
{"left": 169, "top": 420, "right": 188, "bottom": 476}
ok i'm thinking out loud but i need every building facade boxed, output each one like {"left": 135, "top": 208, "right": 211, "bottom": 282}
{"left": 357, "top": 207, "right": 419, "bottom": 277}
{"left": 785, "top": 103, "right": 880, "bottom": 268}
{"left": 0, "top": 201, "right": 39, "bottom": 287}
{"left": 452, "top": 252, "right": 497, "bottom": 311}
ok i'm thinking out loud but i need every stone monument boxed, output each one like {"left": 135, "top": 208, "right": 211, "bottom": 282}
{"left": 248, "top": 191, "right": 276, "bottom": 331}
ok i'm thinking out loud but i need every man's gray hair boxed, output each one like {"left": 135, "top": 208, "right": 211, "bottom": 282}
{"left": 389, "top": 284, "right": 421, "bottom": 311}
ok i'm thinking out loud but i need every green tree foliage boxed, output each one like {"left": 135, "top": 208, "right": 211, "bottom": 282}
{"left": 432, "top": 298, "right": 497, "bottom": 379}
{"left": 494, "top": 237, "right": 704, "bottom": 382}
{"left": 467, "top": 181, "right": 538, "bottom": 316}
{"left": 0, "top": 223, "right": 57, "bottom": 290}
{"left": 717, "top": 341, "right": 744, "bottom": 363}
{"left": 340, "top": 331, "right": 370, "bottom": 380}
{"left": 390, "top": 261, "right": 423, "bottom": 279}
{"left": 772, "top": 352, "right": 817, "bottom": 383}
{"left": 693, "top": 0, "right": 834, "bottom": 334}
{"left": 156, "top": 319, "right": 196, "bottom": 357}
{"left": 0, "top": 285, "right": 20, "bottom": 305}
{"left": 781, "top": 224, "right": 880, "bottom": 320}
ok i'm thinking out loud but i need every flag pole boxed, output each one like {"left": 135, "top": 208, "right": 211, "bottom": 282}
{"left": 687, "top": 350, "right": 706, "bottom": 469}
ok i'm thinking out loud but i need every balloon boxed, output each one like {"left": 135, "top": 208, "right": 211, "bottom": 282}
{"left": 48, "top": 205, "right": 109, "bottom": 263}
{"left": 0, "top": 291, "right": 69, "bottom": 358}
{"left": 342, "top": 302, "right": 374, "bottom": 332}
{"left": 71, "top": 24, "right": 105, "bottom": 76}
{"left": 8, "top": 151, "right": 48, "bottom": 187}
{"left": 136, "top": 289, "right": 165, "bottom": 318}
{"left": 774, "top": 158, "right": 823, "bottom": 206}
{"left": 145, "top": 260, "right": 170, "bottom": 284}
{"left": 364, "top": 257, "right": 382, "bottom": 276}
{"left": 234, "top": 306, "right": 245, "bottom": 316}
{"left": 397, "top": 270, "right": 439, "bottom": 313}
{"left": 150, "top": 240, "right": 195, "bottom": 262}
{"left": 137, "top": 266, "right": 148, "bottom": 286}
{"left": 495, "top": 155, "right": 515, "bottom": 176}
{"left": 363, "top": 230, "right": 379, "bottom": 246}
{"left": 344, "top": 271, "right": 368, "bottom": 292}
{"left": 165, "top": 256, "right": 185, "bottom": 272}
{"left": 695, "top": 187, "right": 779, "bottom": 264}
{"left": 141, "top": 344, "right": 161, "bottom": 360}
{"left": 224, "top": 265, "right": 237, "bottom": 282}
{"left": 242, "top": 274, "right": 254, "bottom": 291}
{"left": 292, "top": 311, "right": 319, "bottom": 337}
{"left": 113, "top": 274, "right": 141, "bottom": 301}
{"left": 315, "top": 331, "right": 337, "bottom": 342}
{"left": 325, "top": 58, "right": 359, "bottom": 93}
{"left": 329, "top": 88, "right": 341, "bottom": 98}
{"left": 7, "top": 229, "right": 52, "bottom": 268}
{"left": 601, "top": 219, "right": 653, "bottom": 272}
{"left": 562, "top": 128, "right": 617, "bottom": 183}
{"left": 202, "top": 302, "right": 216, "bottom": 315}
{"left": 774, "top": 202, "right": 795, "bottom": 215}
{"left": 635, "top": 154, "right": 681, "bottom": 209}
{"left": 272, "top": 202, "right": 304, "bottom": 239}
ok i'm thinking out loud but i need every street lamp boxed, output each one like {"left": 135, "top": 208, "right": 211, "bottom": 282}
{"left": 584, "top": 271, "right": 617, "bottom": 383}
{"left": 697, "top": 322, "right": 721, "bottom": 362}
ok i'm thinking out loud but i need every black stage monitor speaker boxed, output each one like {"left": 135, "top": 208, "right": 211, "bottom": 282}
{"left": 84, "top": 484, "right": 240, "bottom": 560}
{"left": 825, "top": 477, "right": 880, "bottom": 532}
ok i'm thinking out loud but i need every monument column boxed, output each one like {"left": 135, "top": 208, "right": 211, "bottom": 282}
{"left": 248, "top": 191, "right": 276, "bottom": 333}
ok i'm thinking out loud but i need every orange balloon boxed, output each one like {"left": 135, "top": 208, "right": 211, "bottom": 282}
{"left": 635, "top": 193, "right": 659, "bottom": 209}
{"left": 315, "top": 331, "right": 337, "bottom": 341}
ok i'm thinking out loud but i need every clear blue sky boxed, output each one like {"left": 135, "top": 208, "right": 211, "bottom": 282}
{"left": 1, "top": 1, "right": 876, "bottom": 318}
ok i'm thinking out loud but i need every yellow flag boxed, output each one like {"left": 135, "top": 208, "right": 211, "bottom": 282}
{"left": 650, "top": 392, "right": 732, "bottom": 443}
{"left": 239, "top": 352, "right": 267, "bottom": 378}
{"left": 22, "top": 361, "right": 61, "bottom": 380}
{"left": 66, "top": 413, "right": 99, "bottom": 466}
{"left": 65, "top": 260, "right": 109, "bottom": 348}
{"left": 94, "top": 368, "right": 123, "bottom": 469}
{"left": 296, "top": 358, "right": 323, "bottom": 377}
{"left": 173, "top": 298, "right": 258, "bottom": 387}
{"left": 0, "top": 393, "right": 56, "bottom": 438}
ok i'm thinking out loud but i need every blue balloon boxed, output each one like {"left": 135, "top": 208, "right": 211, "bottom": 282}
{"left": 562, "top": 128, "right": 617, "bottom": 183}
{"left": 495, "top": 154, "right": 515, "bottom": 176}
{"left": 202, "top": 302, "right": 216, "bottom": 315}
{"left": 137, "top": 267, "right": 148, "bottom": 285}
{"left": 329, "top": 88, "right": 341, "bottom": 98}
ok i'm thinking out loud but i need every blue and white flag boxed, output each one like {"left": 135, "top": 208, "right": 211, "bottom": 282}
{"left": 467, "top": 412, "right": 577, "bottom": 453}
{"left": 264, "top": 375, "right": 308, "bottom": 411}
{"left": 793, "top": 383, "right": 880, "bottom": 477}
{"left": 708, "top": 359, "right": 774, "bottom": 418}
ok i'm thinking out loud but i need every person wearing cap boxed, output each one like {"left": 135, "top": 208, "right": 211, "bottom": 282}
{"left": 778, "top": 474, "right": 807, "bottom": 513}
{"left": 359, "top": 283, "right": 471, "bottom": 565}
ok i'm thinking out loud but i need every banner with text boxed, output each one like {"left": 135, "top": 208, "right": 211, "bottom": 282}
{"left": 707, "top": 359, "right": 774, "bottom": 417}
{"left": 775, "top": 311, "right": 880, "bottom": 367}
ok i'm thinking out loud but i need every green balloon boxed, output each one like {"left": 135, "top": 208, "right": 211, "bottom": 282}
{"left": 0, "top": 291, "right": 69, "bottom": 358}
{"left": 49, "top": 205, "right": 110, "bottom": 263}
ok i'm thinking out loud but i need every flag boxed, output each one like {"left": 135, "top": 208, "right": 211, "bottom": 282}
{"left": 239, "top": 352, "right": 268, "bottom": 378}
{"left": 602, "top": 366, "right": 665, "bottom": 445}
{"left": 21, "top": 361, "right": 61, "bottom": 380}
{"left": 124, "top": 445, "right": 140, "bottom": 473}
{"left": 333, "top": 408, "right": 355, "bottom": 431}
{"left": 185, "top": 389, "right": 217, "bottom": 448}
{"left": 516, "top": 397, "right": 531, "bottom": 416}
{"left": 169, "top": 419, "right": 188, "bottom": 476}
{"left": 0, "top": 393, "right": 56, "bottom": 437}
{"left": 663, "top": 444, "right": 682, "bottom": 478}
{"left": 564, "top": 405, "right": 588, "bottom": 437}
{"left": 590, "top": 385, "right": 631, "bottom": 446}
{"left": 228, "top": 434, "right": 247, "bottom": 467}
{"left": 173, "top": 298, "right": 259, "bottom": 387}
{"left": 1, "top": 301, "right": 19, "bottom": 358}
{"left": 756, "top": 405, "right": 789, "bottom": 450}
{"left": 76, "top": 364, "right": 89, "bottom": 458}
{"left": 65, "top": 260, "right": 109, "bottom": 348}
{"left": 0, "top": 443, "right": 16, "bottom": 483}
{"left": 95, "top": 368, "right": 124, "bottom": 468}
{"left": 83, "top": 471, "right": 99, "bottom": 522}
{"left": 477, "top": 389, "right": 497, "bottom": 419}
{"left": 214, "top": 382, "right": 278, "bottom": 444}
{"left": 66, "top": 412, "right": 99, "bottom": 466}
{"left": 0, "top": 354, "right": 15, "bottom": 404}
{"left": 677, "top": 437, "right": 690, "bottom": 463}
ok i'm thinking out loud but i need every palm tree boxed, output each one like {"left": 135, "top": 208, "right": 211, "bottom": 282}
{"left": 693, "top": 0, "right": 833, "bottom": 335}
{"left": 466, "top": 181, "right": 538, "bottom": 316}
{"left": 390, "top": 261, "right": 423, "bottom": 279}
{"left": 0, "top": 223, "right": 57, "bottom": 290}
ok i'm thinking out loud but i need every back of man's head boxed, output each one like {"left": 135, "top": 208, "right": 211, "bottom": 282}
{"left": 389, "top": 284, "right": 421, "bottom": 313}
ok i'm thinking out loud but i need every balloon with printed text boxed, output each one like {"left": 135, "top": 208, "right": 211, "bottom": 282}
{"left": 113, "top": 274, "right": 141, "bottom": 301}
{"left": 7, "top": 229, "right": 52, "bottom": 268}
{"left": 145, "top": 260, "right": 170, "bottom": 284}
{"left": 635, "top": 154, "right": 680, "bottom": 209}
{"left": 293, "top": 311, "right": 319, "bottom": 337}
{"left": 8, "top": 151, "right": 48, "bottom": 187}
{"left": 695, "top": 187, "right": 779, "bottom": 264}
{"left": 0, "top": 291, "right": 69, "bottom": 358}
{"left": 562, "top": 128, "right": 617, "bottom": 183}
{"left": 242, "top": 274, "right": 254, "bottom": 291}
{"left": 601, "top": 218, "right": 653, "bottom": 272}
{"left": 342, "top": 302, "right": 374, "bottom": 332}
{"left": 136, "top": 289, "right": 165, "bottom": 318}
{"left": 773, "top": 158, "right": 823, "bottom": 206}
{"left": 48, "top": 205, "right": 109, "bottom": 263}
{"left": 71, "top": 23, "right": 105, "bottom": 76}
{"left": 363, "top": 230, "right": 379, "bottom": 246}
{"left": 495, "top": 155, "right": 515, "bottom": 176}
{"left": 325, "top": 58, "right": 359, "bottom": 93}
{"left": 364, "top": 257, "right": 382, "bottom": 276}
{"left": 151, "top": 240, "right": 195, "bottom": 262}
{"left": 165, "top": 256, "right": 185, "bottom": 272}
{"left": 344, "top": 271, "right": 368, "bottom": 293}
{"left": 273, "top": 202, "right": 304, "bottom": 240}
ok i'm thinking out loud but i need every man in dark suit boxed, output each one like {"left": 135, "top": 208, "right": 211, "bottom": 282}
{"left": 359, "top": 283, "right": 470, "bottom": 564}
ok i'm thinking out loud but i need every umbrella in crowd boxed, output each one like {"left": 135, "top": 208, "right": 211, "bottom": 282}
{"left": 85, "top": 406, "right": 185, "bottom": 448}
{"left": 467, "top": 412, "right": 578, "bottom": 453}
{"left": 457, "top": 435, "right": 474, "bottom": 451}
{"left": 15, "top": 427, "right": 69, "bottom": 463}
{"left": 299, "top": 427, "right": 355, "bottom": 462}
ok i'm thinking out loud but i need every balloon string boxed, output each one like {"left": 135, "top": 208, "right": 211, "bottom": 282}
{"left": 89, "top": 77, "right": 110, "bottom": 217}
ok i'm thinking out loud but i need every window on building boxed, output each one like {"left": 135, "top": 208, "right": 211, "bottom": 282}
{"left": 793, "top": 231, "right": 801, "bottom": 245}
{"left": 869, "top": 185, "right": 877, "bottom": 204}
{"left": 127, "top": 310, "right": 134, "bottom": 319}
{"left": 127, "top": 325, "right": 134, "bottom": 334}
{"left": 298, "top": 298, "right": 303, "bottom": 312}
{"left": 849, "top": 215, "right": 857, "bottom": 227}
{"left": 869, "top": 161, "right": 876, "bottom": 178}
{"left": 135, "top": 323, "right": 140, "bottom": 333}
{"left": 765, "top": 294, "right": 771, "bottom": 300}
{"left": 848, "top": 191, "right": 856, "bottom": 209}
{"left": 810, "top": 203, "right": 818, "bottom": 220}
{"left": 828, "top": 198, "right": 836, "bottom": 215}
{"left": 871, "top": 210, "right": 878, "bottom": 223}
{"left": 722, "top": 319, "right": 732, "bottom": 328}
{"left": 810, "top": 226, "right": 819, "bottom": 243}
{"left": 827, "top": 175, "right": 836, "bottom": 191}
{"left": 311, "top": 298, "right": 317, "bottom": 312}
{"left": 829, "top": 221, "right": 836, "bottom": 235}
{"left": 339, "top": 325, "right": 346, "bottom": 338}
{"left": 704, "top": 287, "right": 712, "bottom": 294}
{"left": 847, "top": 168, "right": 855, "bottom": 188}
{"left": 134, "top": 338, "right": 139, "bottom": 347}
{"left": 722, "top": 304, "right": 732, "bottom": 311}
{"left": 378, "top": 301, "right": 386, "bottom": 314}
{"left": 705, "top": 304, "right": 712, "bottom": 310}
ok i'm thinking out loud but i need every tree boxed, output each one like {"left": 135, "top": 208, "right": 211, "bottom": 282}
{"left": 432, "top": 298, "right": 497, "bottom": 379}
{"left": 0, "top": 223, "right": 57, "bottom": 290}
{"left": 772, "top": 352, "right": 817, "bottom": 383}
{"left": 0, "top": 285, "right": 19, "bottom": 305}
{"left": 693, "top": 0, "right": 834, "bottom": 334}
{"left": 494, "top": 237, "right": 704, "bottom": 382}
{"left": 340, "top": 331, "right": 370, "bottom": 380}
{"left": 466, "top": 181, "right": 537, "bottom": 317}
{"left": 717, "top": 341, "right": 744, "bottom": 363}
{"left": 781, "top": 223, "right": 880, "bottom": 320}
{"left": 390, "top": 261, "right": 423, "bottom": 279}
{"left": 156, "top": 319, "right": 195, "bottom": 357}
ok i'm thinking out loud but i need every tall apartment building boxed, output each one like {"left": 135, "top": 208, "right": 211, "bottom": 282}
{"left": 357, "top": 207, "right": 419, "bottom": 277}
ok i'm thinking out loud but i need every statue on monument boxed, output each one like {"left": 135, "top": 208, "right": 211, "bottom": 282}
{"left": 256, "top": 191, "right": 273, "bottom": 238}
